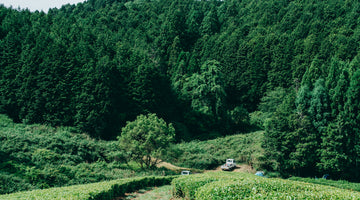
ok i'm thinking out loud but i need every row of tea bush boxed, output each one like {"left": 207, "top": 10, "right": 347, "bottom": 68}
{"left": 172, "top": 172, "right": 360, "bottom": 199}
{"left": 0, "top": 175, "right": 176, "bottom": 199}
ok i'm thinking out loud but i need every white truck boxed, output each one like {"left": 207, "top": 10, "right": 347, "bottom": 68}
{"left": 181, "top": 170, "right": 191, "bottom": 175}
{"left": 221, "top": 159, "right": 236, "bottom": 171}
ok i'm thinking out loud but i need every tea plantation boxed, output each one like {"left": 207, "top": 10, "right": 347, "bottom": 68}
{"left": 0, "top": 176, "right": 176, "bottom": 199}
{"left": 172, "top": 172, "right": 360, "bottom": 199}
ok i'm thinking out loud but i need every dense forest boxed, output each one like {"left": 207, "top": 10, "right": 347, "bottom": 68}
{"left": 1, "top": 0, "right": 360, "bottom": 181}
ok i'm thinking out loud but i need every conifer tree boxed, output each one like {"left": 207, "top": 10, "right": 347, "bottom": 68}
{"left": 295, "top": 84, "right": 311, "bottom": 117}
{"left": 309, "top": 78, "right": 330, "bottom": 134}
{"left": 330, "top": 70, "right": 350, "bottom": 118}
{"left": 340, "top": 69, "right": 360, "bottom": 178}
{"left": 200, "top": 6, "right": 220, "bottom": 36}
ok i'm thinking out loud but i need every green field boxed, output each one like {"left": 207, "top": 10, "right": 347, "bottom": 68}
{"left": 172, "top": 172, "right": 360, "bottom": 199}
{"left": 3, "top": 172, "right": 360, "bottom": 200}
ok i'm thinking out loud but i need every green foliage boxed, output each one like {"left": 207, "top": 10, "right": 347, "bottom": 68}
{"left": 289, "top": 177, "right": 360, "bottom": 192}
{"left": 172, "top": 172, "right": 360, "bottom": 200}
{"left": 1, "top": 0, "right": 360, "bottom": 142}
{"left": 118, "top": 113, "right": 175, "bottom": 168}
{"left": 172, "top": 173, "right": 221, "bottom": 199}
{"left": 2, "top": 0, "right": 360, "bottom": 182}
{"left": 0, "top": 175, "right": 177, "bottom": 200}
{"left": 330, "top": 69, "right": 350, "bottom": 117}
{"left": 200, "top": 7, "right": 220, "bottom": 36}
{"left": 163, "top": 131, "right": 266, "bottom": 170}
{"left": 255, "top": 87, "right": 287, "bottom": 129}
{"left": 309, "top": 78, "right": 330, "bottom": 134}
{"left": 263, "top": 91, "right": 296, "bottom": 174}
{"left": 264, "top": 64, "right": 360, "bottom": 180}
{"left": 179, "top": 60, "right": 226, "bottom": 118}
{"left": 0, "top": 114, "right": 176, "bottom": 194}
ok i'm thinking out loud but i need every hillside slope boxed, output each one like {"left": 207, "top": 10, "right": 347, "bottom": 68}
{"left": 2, "top": 0, "right": 360, "bottom": 181}
{"left": 0, "top": 114, "right": 173, "bottom": 195}
{"left": 162, "top": 131, "right": 267, "bottom": 170}
{"left": 2, "top": 0, "right": 360, "bottom": 140}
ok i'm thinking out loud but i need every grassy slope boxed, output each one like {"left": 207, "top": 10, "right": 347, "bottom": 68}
{"left": 0, "top": 114, "right": 175, "bottom": 195}
{"left": 164, "top": 131, "right": 266, "bottom": 170}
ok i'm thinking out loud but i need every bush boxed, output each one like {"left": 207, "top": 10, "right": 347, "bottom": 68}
{"left": 171, "top": 172, "right": 360, "bottom": 200}
{"left": 288, "top": 177, "right": 360, "bottom": 192}
{"left": 0, "top": 172, "right": 35, "bottom": 194}
{"left": 0, "top": 176, "right": 178, "bottom": 200}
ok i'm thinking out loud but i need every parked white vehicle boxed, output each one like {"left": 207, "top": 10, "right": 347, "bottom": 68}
{"left": 221, "top": 159, "right": 236, "bottom": 171}
{"left": 181, "top": 170, "right": 191, "bottom": 175}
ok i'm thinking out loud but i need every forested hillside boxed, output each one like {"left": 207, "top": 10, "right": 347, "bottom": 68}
{"left": 1, "top": 0, "right": 360, "bottom": 180}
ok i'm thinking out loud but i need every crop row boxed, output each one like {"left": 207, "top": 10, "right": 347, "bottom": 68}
{"left": 172, "top": 172, "right": 360, "bottom": 199}
{"left": 0, "top": 175, "right": 176, "bottom": 200}
{"left": 288, "top": 176, "right": 360, "bottom": 192}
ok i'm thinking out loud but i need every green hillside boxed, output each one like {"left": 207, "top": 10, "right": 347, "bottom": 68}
{"left": 163, "top": 131, "right": 266, "bottom": 170}
{"left": 1, "top": 0, "right": 360, "bottom": 187}
{"left": 0, "top": 114, "right": 175, "bottom": 195}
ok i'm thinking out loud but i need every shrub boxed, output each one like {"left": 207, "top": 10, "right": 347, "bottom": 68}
{"left": 0, "top": 176, "right": 178, "bottom": 200}
{"left": 288, "top": 177, "right": 360, "bottom": 192}
{"left": 0, "top": 172, "right": 35, "bottom": 194}
{"left": 171, "top": 172, "right": 360, "bottom": 200}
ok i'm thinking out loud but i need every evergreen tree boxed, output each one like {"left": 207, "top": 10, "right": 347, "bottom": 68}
{"left": 340, "top": 69, "right": 360, "bottom": 179}
{"left": 301, "top": 56, "right": 324, "bottom": 87}
{"left": 263, "top": 91, "right": 296, "bottom": 175}
{"left": 200, "top": 6, "right": 220, "bottom": 36}
{"left": 181, "top": 60, "right": 226, "bottom": 118}
{"left": 308, "top": 78, "right": 330, "bottom": 134}
{"left": 330, "top": 70, "right": 350, "bottom": 118}
{"left": 318, "top": 120, "right": 349, "bottom": 179}
{"left": 295, "top": 84, "right": 311, "bottom": 117}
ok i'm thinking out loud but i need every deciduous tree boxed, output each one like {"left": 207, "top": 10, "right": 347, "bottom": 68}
{"left": 118, "top": 113, "right": 175, "bottom": 168}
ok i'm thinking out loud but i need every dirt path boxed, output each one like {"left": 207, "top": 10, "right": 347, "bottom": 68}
{"left": 156, "top": 161, "right": 191, "bottom": 171}
{"left": 115, "top": 186, "right": 175, "bottom": 200}
{"left": 114, "top": 161, "right": 255, "bottom": 199}
{"left": 204, "top": 163, "right": 256, "bottom": 173}
{"left": 157, "top": 159, "right": 255, "bottom": 174}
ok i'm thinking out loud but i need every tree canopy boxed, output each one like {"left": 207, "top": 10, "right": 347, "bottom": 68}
{"left": 1, "top": 0, "right": 360, "bottom": 180}
{"left": 118, "top": 113, "right": 175, "bottom": 168}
